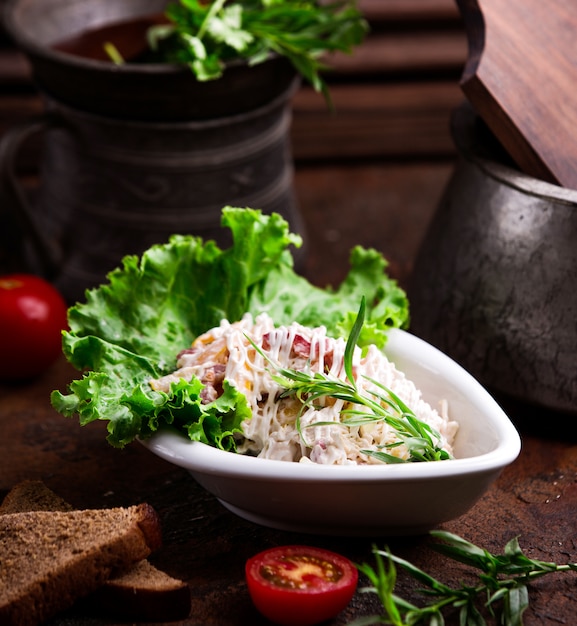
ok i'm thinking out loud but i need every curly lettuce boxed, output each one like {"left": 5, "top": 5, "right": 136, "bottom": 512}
{"left": 51, "top": 207, "right": 409, "bottom": 448}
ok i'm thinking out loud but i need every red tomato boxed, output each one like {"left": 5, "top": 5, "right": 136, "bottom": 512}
{"left": 0, "top": 274, "right": 68, "bottom": 381}
{"left": 245, "top": 545, "right": 358, "bottom": 626}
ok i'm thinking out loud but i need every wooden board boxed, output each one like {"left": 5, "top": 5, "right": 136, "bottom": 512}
{"left": 458, "top": 0, "right": 577, "bottom": 188}
{"left": 291, "top": 82, "right": 461, "bottom": 161}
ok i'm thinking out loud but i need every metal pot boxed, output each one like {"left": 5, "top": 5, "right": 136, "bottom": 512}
{"left": 409, "top": 102, "right": 577, "bottom": 414}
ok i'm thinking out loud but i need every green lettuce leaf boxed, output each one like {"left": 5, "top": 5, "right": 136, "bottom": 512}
{"left": 51, "top": 207, "right": 409, "bottom": 448}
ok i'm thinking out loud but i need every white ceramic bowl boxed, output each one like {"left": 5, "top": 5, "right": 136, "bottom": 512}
{"left": 142, "top": 329, "right": 521, "bottom": 536}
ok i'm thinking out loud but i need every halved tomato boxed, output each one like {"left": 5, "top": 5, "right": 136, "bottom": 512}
{"left": 245, "top": 545, "right": 358, "bottom": 626}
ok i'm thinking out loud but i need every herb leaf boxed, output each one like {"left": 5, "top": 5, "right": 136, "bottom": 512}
{"left": 344, "top": 294, "right": 365, "bottom": 386}
{"left": 256, "top": 298, "right": 450, "bottom": 463}
{"left": 148, "top": 0, "right": 368, "bottom": 99}
{"left": 353, "top": 532, "right": 577, "bottom": 626}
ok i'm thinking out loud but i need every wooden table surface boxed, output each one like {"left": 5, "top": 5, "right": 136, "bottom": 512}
{"left": 1, "top": 330, "right": 577, "bottom": 626}
{"left": 2, "top": 160, "right": 577, "bottom": 625}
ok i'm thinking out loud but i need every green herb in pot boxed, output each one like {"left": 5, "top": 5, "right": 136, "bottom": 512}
{"left": 145, "top": 0, "right": 368, "bottom": 100}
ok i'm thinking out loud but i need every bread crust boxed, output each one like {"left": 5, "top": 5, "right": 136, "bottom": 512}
{"left": 133, "top": 502, "right": 164, "bottom": 553}
{"left": 0, "top": 481, "right": 190, "bottom": 624}
{"left": 0, "top": 481, "right": 73, "bottom": 514}
{"left": 0, "top": 492, "right": 163, "bottom": 626}
{"left": 83, "top": 560, "right": 192, "bottom": 621}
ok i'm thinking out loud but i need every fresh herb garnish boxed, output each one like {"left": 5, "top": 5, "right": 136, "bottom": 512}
{"left": 354, "top": 531, "right": 577, "bottom": 626}
{"left": 254, "top": 297, "right": 451, "bottom": 463}
{"left": 146, "top": 0, "right": 368, "bottom": 101}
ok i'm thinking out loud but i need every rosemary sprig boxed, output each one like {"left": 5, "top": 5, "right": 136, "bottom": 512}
{"left": 353, "top": 531, "right": 577, "bottom": 626}
{"left": 251, "top": 297, "right": 451, "bottom": 463}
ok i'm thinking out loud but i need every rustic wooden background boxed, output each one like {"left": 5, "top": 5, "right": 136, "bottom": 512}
{"left": 290, "top": 0, "right": 467, "bottom": 289}
{"left": 0, "top": 0, "right": 467, "bottom": 291}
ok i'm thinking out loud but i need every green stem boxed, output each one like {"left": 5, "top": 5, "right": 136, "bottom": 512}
{"left": 197, "top": 0, "right": 227, "bottom": 40}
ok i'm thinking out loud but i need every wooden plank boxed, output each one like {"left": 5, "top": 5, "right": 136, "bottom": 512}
{"left": 358, "top": 0, "right": 461, "bottom": 22}
{"left": 291, "top": 81, "right": 462, "bottom": 160}
{"left": 0, "top": 0, "right": 461, "bottom": 28}
{"left": 327, "top": 31, "right": 466, "bottom": 76}
{"left": 458, "top": 0, "right": 577, "bottom": 187}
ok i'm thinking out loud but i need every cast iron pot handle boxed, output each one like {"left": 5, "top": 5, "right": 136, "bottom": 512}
{"left": 0, "top": 114, "right": 62, "bottom": 278}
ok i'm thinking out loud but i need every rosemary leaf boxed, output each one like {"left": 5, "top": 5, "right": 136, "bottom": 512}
{"left": 247, "top": 298, "right": 451, "bottom": 464}
{"left": 344, "top": 295, "right": 365, "bottom": 386}
{"left": 353, "top": 532, "right": 577, "bottom": 626}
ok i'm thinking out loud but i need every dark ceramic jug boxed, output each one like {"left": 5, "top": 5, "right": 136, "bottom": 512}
{"left": 0, "top": 0, "right": 304, "bottom": 303}
{"left": 409, "top": 102, "right": 577, "bottom": 414}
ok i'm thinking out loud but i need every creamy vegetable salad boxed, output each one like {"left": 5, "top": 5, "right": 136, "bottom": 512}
{"left": 150, "top": 313, "right": 458, "bottom": 465}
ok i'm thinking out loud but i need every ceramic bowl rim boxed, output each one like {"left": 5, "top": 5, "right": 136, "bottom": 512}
{"left": 142, "top": 328, "right": 522, "bottom": 482}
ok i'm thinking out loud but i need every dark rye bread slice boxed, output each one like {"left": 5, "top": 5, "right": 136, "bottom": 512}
{"left": 0, "top": 481, "right": 191, "bottom": 622}
{"left": 0, "top": 480, "right": 74, "bottom": 515}
{"left": 0, "top": 503, "right": 162, "bottom": 626}
{"left": 83, "top": 559, "right": 192, "bottom": 621}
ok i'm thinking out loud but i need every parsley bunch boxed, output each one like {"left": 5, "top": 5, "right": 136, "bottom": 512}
{"left": 147, "top": 0, "right": 368, "bottom": 99}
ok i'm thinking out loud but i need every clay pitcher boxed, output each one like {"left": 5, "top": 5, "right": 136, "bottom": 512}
{"left": 0, "top": 0, "right": 304, "bottom": 303}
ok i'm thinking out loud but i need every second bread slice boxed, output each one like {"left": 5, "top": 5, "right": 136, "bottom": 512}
{"left": 0, "top": 481, "right": 191, "bottom": 622}
{"left": 0, "top": 503, "right": 162, "bottom": 626}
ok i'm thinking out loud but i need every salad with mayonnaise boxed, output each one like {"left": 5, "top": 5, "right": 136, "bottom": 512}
{"left": 51, "top": 207, "right": 414, "bottom": 453}
{"left": 150, "top": 312, "right": 457, "bottom": 464}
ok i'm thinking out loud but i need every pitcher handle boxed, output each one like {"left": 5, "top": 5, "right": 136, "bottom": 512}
{"left": 0, "top": 114, "right": 62, "bottom": 278}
